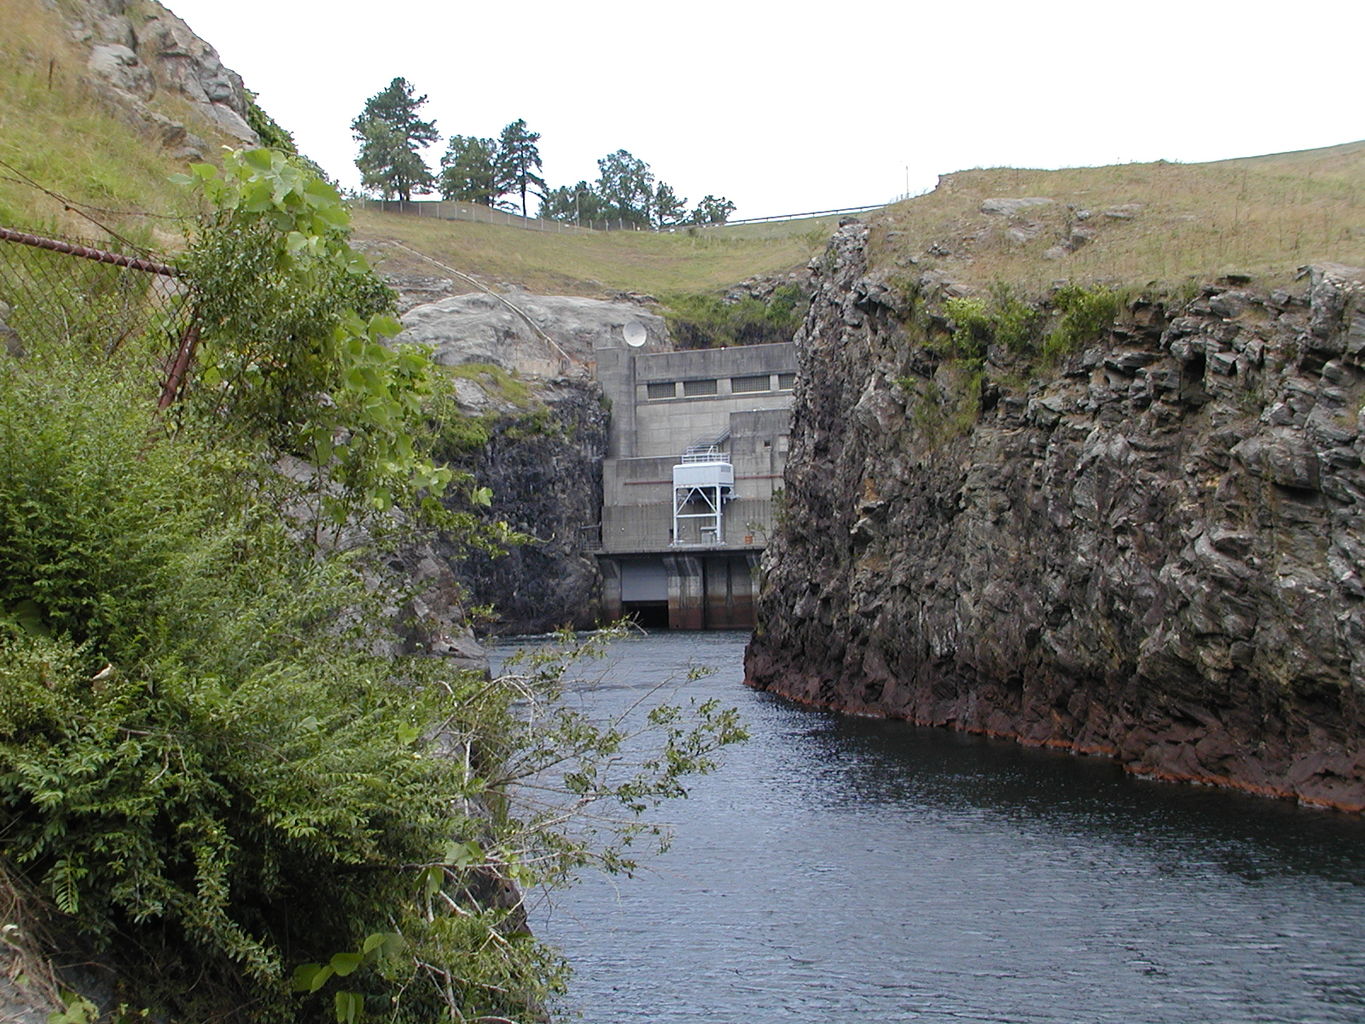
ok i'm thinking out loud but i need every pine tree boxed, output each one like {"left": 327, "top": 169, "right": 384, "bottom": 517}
{"left": 351, "top": 78, "right": 438, "bottom": 201}
{"left": 653, "top": 182, "right": 689, "bottom": 229}
{"left": 595, "top": 149, "right": 655, "bottom": 228}
{"left": 691, "top": 194, "right": 736, "bottom": 225}
{"left": 439, "top": 136, "right": 499, "bottom": 206}
{"left": 494, "top": 119, "right": 546, "bottom": 218}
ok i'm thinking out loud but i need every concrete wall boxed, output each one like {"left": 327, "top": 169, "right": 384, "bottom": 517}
{"left": 596, "top": 341, "right": 797, "bottom": 460}
{"left": 592, "top": 333, "right": 794, "bottom": 627}
{"left": 600, "top": 552, "right": 760, "bottom": 629}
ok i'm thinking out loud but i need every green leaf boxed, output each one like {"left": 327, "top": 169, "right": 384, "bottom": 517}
{"left": 4, "top": 599, "right": 48, "bottom": 637}
{"left": 442, "top": 840, "right": 483, "bottom": 867}
{"left": 304, "top": 176, "right": 340, "bottom": 202}
{"left": 316, "top": 203, "right": 351, "bottom": 229}
{"left": 291, "top": 963, "right": 326, "bottom": 992}
{"left": 360, "top": 932, "right": 387, "bottom": 955}
{"left": 328, "top": 952, "right": 362, "bottom": 977}
{"left": 334, "top": 990, "right": 362, "bottom": 1024}
{"left": 243, "top": 148, "right": 275, "bottom": 172}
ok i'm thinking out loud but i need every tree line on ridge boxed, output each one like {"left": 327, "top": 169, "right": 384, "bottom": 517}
{"left": 351, "top": 77, "right": 736, "bottom": 227}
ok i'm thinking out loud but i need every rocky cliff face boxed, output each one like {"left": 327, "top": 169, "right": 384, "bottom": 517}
{"left": 437, "top": 379, "right": 609, "bottom": 635}
{"left": 388, "top": 280, "right": 630, "bottom": 634}
{"left": 399, "top": 289, "right": 671, "bottom": 373}
{"left": 746, "top": 222, "right": 1365, "bottom": 810}
{"left": 60, "top": 0, "right": 258, "bottom": 160}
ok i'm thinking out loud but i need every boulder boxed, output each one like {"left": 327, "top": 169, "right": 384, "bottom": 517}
{"left": 980, "top": 197, "right": 1056, "bottom": 216}
{"left": 399, "top": 292, "right": 670, "bottom": 377}
{"left": 87, "top": 43, "right": 154, "bottom": 100}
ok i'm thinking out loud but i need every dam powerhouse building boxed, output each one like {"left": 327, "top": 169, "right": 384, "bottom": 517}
{"left": 591, "top": 329, "right": 796, "bottom": 628}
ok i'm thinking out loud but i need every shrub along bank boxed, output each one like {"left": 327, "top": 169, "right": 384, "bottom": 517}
{"left": 0, "top": 149, "right": 743, "bottom": 1023}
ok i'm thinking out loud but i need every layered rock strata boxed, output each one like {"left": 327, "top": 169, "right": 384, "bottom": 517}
{"left": 745, "top": 222, "right": 1365, "bottom": 810}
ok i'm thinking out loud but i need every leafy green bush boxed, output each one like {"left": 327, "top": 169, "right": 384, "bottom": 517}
{"left": 662, "top": 285, "right": 806, "bottom": 349}
{"left": 0, "top": 334, "right": 745, "bottom": 1023}
{"left": 986, "top": 282, "right": 1042, "bottom": 354}
{"left": 943, "top": 284, "right": 1041, "bottom": 361}
{"left": 1043, "top": 284, "right": 1121, "bottom": 360}
{"left": 0, "top": 149, "right": 746, "bottom": 1024}
{"left": 942, "top": 296, "right": 990, "bottom": 362}
{"left": 0, "top": 350, "right": 472, "bottom": 1020}
{"left": 177, "top": 150, "right": 451, "bottom": 537}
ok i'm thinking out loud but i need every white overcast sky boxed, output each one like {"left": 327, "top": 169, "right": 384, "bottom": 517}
{"left": 165, "top": 0, "right": 1363, "bottom": 220}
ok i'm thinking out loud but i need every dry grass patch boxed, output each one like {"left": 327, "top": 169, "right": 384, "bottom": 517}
{"left": 358, "top": 142, "right": 1364, "bottom": 301}
{"left": 867, "top": 141, "right": 1365, "bottom": 293}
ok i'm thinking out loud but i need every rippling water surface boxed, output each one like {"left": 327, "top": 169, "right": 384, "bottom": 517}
{"left": 488, "top": 631, "right": 1365, "bottom": 1024}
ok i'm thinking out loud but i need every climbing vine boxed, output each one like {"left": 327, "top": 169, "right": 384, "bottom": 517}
{"left": 175, "top": 148, "right": 455, "bottom": 538}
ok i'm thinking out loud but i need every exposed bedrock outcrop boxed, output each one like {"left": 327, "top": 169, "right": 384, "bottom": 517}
{"left": 745, "top": 222, "right": 1365, "bottom": 810}
{"left": 392, "top": 286, "right": 625, "bottom": 634}
{"left": 439, "top": 379, "right": 609, "bottom": 635}
{"left": 62, "top": 0, "right": 258, "bottom": 160}
{"left": 400, "top": 290, "right": 669, "bottom": 376}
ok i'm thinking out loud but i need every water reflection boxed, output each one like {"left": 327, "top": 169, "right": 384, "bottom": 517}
{"left": 490, "top": 631, "right": 1365, "bottom": 1024}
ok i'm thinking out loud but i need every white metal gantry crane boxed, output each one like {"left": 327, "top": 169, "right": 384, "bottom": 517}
{"left": 671, "top": 439, "right": 734, "bottom": 545}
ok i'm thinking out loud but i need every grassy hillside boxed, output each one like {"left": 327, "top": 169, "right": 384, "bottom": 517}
{"left": 0, "top": 0, "right": 823, "bottom": 297}
{"left": 3, "top": 0, "right": 1360, "bottom": 298}
{"left": 0, "top": 0, "right": 226, "bottom": 245}
{"left": 355, "top": 141, "right": 1364, "bottom": 300}
{"left": 866, "top": 141, "right": 1365, "bottom": 292}
{"left": 352, "top": 207, "right": 826, "bottom": 298}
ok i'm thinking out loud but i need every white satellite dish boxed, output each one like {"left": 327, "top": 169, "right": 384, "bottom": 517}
{"left": 623, "top": 320, "right": 647, "bottom": 348}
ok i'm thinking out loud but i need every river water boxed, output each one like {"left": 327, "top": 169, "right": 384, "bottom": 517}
{"left": 488, "top": 630, "right": 1365, "bottom": 1024}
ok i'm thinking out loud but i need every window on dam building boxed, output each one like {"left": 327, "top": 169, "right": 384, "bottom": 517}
{"left": 643, "top": 373, "right": 793, "bottom": 402}
{"left": 682, "top": 378, "right": 719, "bottom": 397}
{"left": 732, "top": 374, "right": 771, "bottom": 393}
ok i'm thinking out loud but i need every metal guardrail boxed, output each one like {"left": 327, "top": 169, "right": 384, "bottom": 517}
{"left": 353, "top": 196, "right": 922, "bottom": 233}
{"left": 680, "top": 448, "right": 729, "bottom": 464}
{"left": 719, "top": 203, "right": 887, "bottom": 227}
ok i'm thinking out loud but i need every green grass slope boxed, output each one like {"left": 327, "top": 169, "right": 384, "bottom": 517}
{"left": 351, "top": 207, "right": 826, "bottom": 298}
{"left": 0, "top": 0, "right": 250, "bottom": 247}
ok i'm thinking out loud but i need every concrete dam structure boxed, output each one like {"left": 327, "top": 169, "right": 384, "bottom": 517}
{"left": 592, "top": 331, "right": 796, "bottom": 628}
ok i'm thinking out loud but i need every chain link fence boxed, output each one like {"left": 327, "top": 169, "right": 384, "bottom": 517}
{"left": 353, "top": 198, "right": 596, "bottom": 234}
{"left": 0, "top": 226, "right": 193, "bottom": 403}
